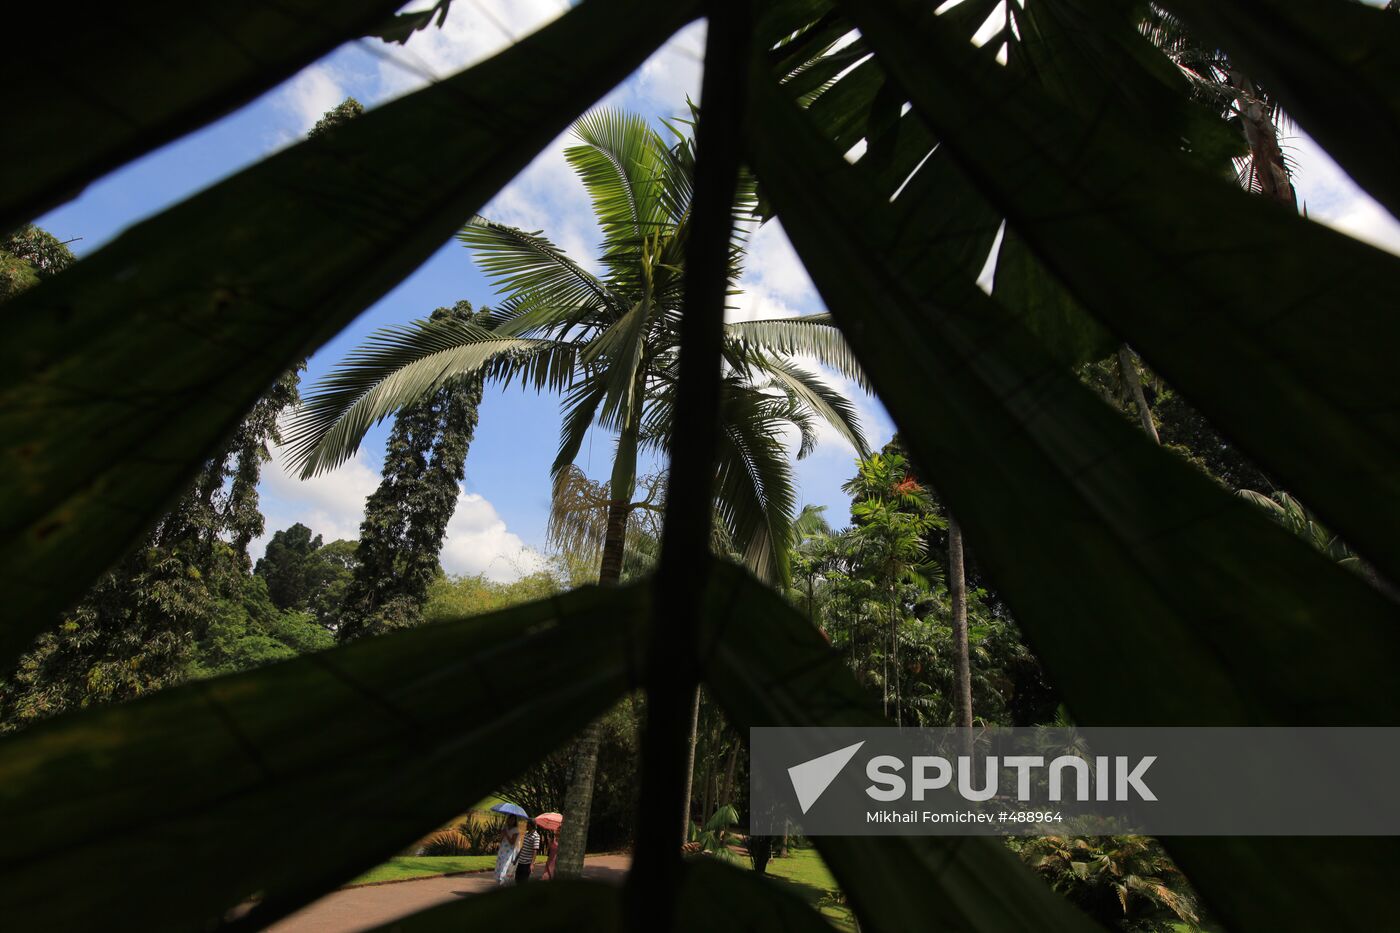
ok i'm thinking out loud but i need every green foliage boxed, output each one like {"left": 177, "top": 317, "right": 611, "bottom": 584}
{"left": 1, "top": 227, "right": 70, "bottom": 306}
{"left": 254, "top": 523, "right": 356, "bottom": 625}
{"left": 1015, "top": 835, "right": 1203, "bottom": 932}
{"left": 690, "top": 803, "right": 744, "bottom": 867}
{"left": 306, "top": 97, "right": 364, "bottom": 138}
{"left": 338, "top": 300, "right": 486, "bottom": 641}
{"left": 0, "top": 546, "right": 210, "bottom": 729}
{"left": 798, "top": 448, "right": 1050, "bottom": 728}
{"left": 188, "top": 574, "right": 333, "bottom": 679}
{"left": 422, "top": 569, "right": 565, "bottom": 625}
{"left": 0, "top": 343, "right": 299, "bottom": 726}
{"left": 1079, "top": 357, "right": 1272, "bottom": 491}
{"left": 453, "top": 815, "right": 509, "bottom": 856}
{"left": 0, "top": 224, "right": 75, "bottom": 302}
{"left": 418, "top": 830, "right": 474, "bottom": 857}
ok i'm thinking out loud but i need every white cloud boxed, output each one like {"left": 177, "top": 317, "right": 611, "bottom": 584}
{"left": 440, "top": 491, "right": 547, "bottom": 581}
{"left": 276, "top": 63, "right": 347, "bottom": 135}
{"left": 259, "top": 446, "right": 381, "bottom": 549}
{"left": 1290, "top": 129, "right": 1400, "bottom": 256}
{"left": 255, "top": 447, "right": 542, "bottom": 582}
{"left": 727, "top": 280, "right": 804, "bottom": 324}
{"left": 633, "top": 21, "right": 707, "bottom": 116}
{"left": 744, "top": 219, "right": 819, "bottom": 305}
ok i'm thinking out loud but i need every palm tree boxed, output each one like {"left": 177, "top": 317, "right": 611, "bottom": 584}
{"left": 1119, "top": 7, "right": 1302, "bottom": 447}
{"left": 842, "top": 453, "right": 939, "bottom": 725}
{"left": 284, "top": 109, "right": 868, "bottom": 872}
{"left": 789, "top": 503, "right": 833, "bottom": 627}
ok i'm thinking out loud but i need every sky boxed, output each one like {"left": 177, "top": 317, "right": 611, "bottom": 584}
{"left": 34, "top": 0, "right": 1400, "bottom": 582}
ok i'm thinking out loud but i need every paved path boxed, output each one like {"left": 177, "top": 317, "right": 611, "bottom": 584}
{"left": 264, "top": 856, "right": 631, "bottom": 933}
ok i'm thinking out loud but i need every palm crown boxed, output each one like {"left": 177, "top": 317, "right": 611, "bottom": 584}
{"left": 286, "top": 109, "right": 868, "bottom": 584}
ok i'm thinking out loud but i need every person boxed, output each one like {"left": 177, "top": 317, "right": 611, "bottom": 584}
{"left": 515, "top": 819, "right": 541, "bottom": 884}
{"left": 495, "top": 815, "right": 521, "bottom": 886}
{"left": 540, "top": 829, "right": 559, "bottom": 881}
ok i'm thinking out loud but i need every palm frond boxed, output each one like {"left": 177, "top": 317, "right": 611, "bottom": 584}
{"left": 584, "top": 297, "right": 653, "bottom": 432}
{"left": 751, "top": 354, "right": 869, "bottom": 458}
{"left": 551, "top": 378, "right": 608, "bottom": 479}
{"left": 284, "top": 318, "right": 564, "bottom": 477}
{"left": 725, "top": 314, "right": 871, "bottom": 391}
{"left": 713, "top": 381, "right": 801, "bottom": 585}
{"left": 567, "top": 109, "right": 669, "bottom": 247}
{"left": 547, "top": 464, "right": 614, "bottom": 563}
{"left": 458, "top": 217, "right": 617, "bottom": 321}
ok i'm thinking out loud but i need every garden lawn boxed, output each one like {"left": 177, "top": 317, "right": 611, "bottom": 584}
{"left": 348, "top": 856, "right": 496, "bottom": 886}
{"left": 762, "top": 847, "right": 855, "bottom": 932}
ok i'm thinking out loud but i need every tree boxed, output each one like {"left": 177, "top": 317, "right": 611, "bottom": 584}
{"left": 1, "top": 224, "right": 75, "bottom": 302}
{"left": 336, "top": 299, "right": 487, "bottom": 641}
{"left": 843, "top": 453, "right": 939, "bottom": 724}
{"left": 287, "top": 110, "right": 867, "bottom": 871}
{"left": 255, "top": 523, "right": 324, "bottom": 609}
{"left": 254, "top": 524, "right": 356, "bottom": 627}
{"left": 307, "top": 98, "right": 364, "bottom": 138}
{"left": 0, "top": 363, "right": 299, "bottom": 729}
{"left": 188, "top": 574, "right": 334, "bottom": 679}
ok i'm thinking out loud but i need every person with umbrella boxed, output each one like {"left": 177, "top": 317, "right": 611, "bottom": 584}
{"left": 490, "top": 802, "right": 527, "bottom": 885}
{"left": 515, "top": 819, "right": 541, "bottom": 884}
{"left": 535, "top": 812, "right": 563, "bottom": 880}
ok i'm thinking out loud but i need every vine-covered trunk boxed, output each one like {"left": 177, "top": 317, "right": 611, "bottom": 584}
{"left": 555, "top": 498, "right": 631, "bottom": 877}
{"left": 949, "top": 516, "right": 973, "bottom": 739}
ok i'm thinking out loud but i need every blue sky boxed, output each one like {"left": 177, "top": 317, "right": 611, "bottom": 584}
{"left": 34, "top": 1, "right": 1400, "bottom": 581}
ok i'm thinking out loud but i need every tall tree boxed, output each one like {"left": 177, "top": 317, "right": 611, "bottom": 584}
{"left": 337, "top": 300, "right": 486, "bottom": 641}
{"left": 844, "top": 452, "right": 938, "bottom": 724}
{"left": 0, "top": 366, "right": 299, "bottom": 729}
{"left": 286, "top": 110, "right": 868, "bottom": 871}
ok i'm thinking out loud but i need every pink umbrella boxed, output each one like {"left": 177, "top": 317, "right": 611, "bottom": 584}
{"left": 535, "top": 812, "right": 563, "bottom": 831}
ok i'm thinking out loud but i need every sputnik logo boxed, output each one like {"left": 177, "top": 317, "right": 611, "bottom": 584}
{"left": 788, "top": 741, "right": 865, "bottom": 814}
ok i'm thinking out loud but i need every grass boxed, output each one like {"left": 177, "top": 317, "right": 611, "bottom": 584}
{"left": 761, "top": 847, "right": 856, "bottom": 932}
{"left": 348, "top": 855, "right": 497, "bottom": 886}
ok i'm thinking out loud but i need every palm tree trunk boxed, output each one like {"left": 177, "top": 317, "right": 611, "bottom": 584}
{"left": 598, "top": 497, "right": 630, "bottom": 584}
{"left": 680, "top": 685, "right": 702, "bottom": 846}
{"left": 700, "top": 733, "right": 716, "bottom": 836}
{"left": 719, "top": 741, "right": 740, "bottom": 807}
{"left": 555, "top": 498, "right": 630, "bottom": 877}
{"left": 889, "top": 580, "right": 900, "bottom": 726}
{"left": 881, "top": 625, "right": 890, "bottom": 718}
{"left": 948, "top": 516, "right": 973, "bottom": 737}
{"left": 1117, "top": 345, "right": 1160, "bottom": 444}
{"left": 1229, "top": 71, "right": 1297, "bottom": 209}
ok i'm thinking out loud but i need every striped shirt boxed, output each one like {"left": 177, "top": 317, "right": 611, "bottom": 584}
{"left": 517, "top": 830, "right": 541, "bottom": 865}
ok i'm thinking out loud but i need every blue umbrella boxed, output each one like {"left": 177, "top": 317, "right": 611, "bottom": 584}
{"left": 490, "top": 801, "right": 528, "bottom": 818}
